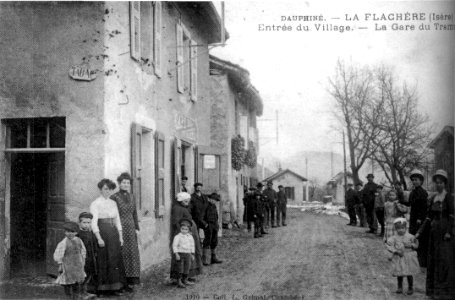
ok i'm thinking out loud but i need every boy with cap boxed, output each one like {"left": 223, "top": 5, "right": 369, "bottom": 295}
{"left": 54, "top": 221, "right": 87, "bottom": 299}
{"left": 172, "top": 218, "right": 195, "bottom": 288}
{"left": 77, "top": 212, "right": 98, "bottom": 299}
{"left": 354, "top": 182, "right": 367, "bottom": 227}
{"left": 374, "top": 185, "right": 385, "bottom": 236}
{"left": 277, "top": 185, "right": 287, "bottom": 226}
{"left": 345, "top": 183, "right": 357, "bottom": 226}
{"left": 202, "top": 193, "right": 223, "bottom": 265}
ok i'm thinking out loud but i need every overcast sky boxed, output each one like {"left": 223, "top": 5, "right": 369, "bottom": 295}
{"left": 211, "top": 1, "right": 455, "bottom": 160}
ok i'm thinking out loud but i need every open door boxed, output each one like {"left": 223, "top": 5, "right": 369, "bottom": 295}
{"left": 46, "top": 152, "right": 65, "bottom": 276}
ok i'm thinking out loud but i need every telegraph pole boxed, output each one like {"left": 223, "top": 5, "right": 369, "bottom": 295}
{"left": 275, "top": 110, "right": 279, "bottom": 145}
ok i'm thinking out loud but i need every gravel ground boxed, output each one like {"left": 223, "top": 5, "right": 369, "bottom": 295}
{"left": 0, "top": 208, "right": 427, "bottom": 300}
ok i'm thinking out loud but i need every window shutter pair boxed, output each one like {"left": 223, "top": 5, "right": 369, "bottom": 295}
{"left": 176, "top": 23, "right": 184, "bottom": 93}
{"left": 130, "top": 2, "right": 162, "bottom": 77}
{"left": 131, "top": 123, "right": 143, "bottom": 210}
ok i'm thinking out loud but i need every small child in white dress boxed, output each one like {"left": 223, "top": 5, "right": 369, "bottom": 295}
{"left": 385, "top": 218, "right": 420, "bottom": 295}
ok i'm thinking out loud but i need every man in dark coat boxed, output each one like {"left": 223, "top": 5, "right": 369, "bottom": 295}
{"left": 276, "top": 185, "right": 287, "bottom": 226}
{"left": 244, "top": 187, "right": 257, "bottom": 232}
{"left": 202, "top": 193, "right": 222, "bottom": 265}
{"left": 263, "top": 181, "right": 278, "bottom": 228}
{"left": 345, "top": 183, "right": 357, "bottom": 226}
{"left": 189, "top": 183, "right": 209, "bottom": 232}
{"left": 363, "top": 174, "right": 378, "bottom": 233}
{"left": 354, "top": 182, "right": 366, "bottom": 227}
{"left": 251, "top": 191, "right": 266, "bottom": 238}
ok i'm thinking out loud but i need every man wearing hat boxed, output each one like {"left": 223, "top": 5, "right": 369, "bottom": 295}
{"left": 181, "top": 176, "right": 188, "bottom": 193}
{"left": 244, "top": 187, "right": 257, "bottom": 232}
{"left": 276, "top": 185, "right": 287, "bottom": 226}
{"left": 202, "top": 193, "right": 223, "bottom": 265}
{"left": 263, "top": 181, "right": 278, "bottom": 228}
{"left": 255, "top": 183, "right": 268, "bottom": 235}
{"left": 345, "top": 183, "right": 357, "bottom": 226}
{"left": 190, "top": 183, "right": 209, "bottom": 233}
{"left": 363, "top": 174, "right": 378, "bottom": 233}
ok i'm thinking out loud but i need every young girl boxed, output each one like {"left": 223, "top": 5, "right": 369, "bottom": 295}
{"left": 386, "top": 218, "right": 420, "bottom": 295}
{"left": 54, "top": 222, "right": 87, "bottom": 299}
{"left": 383, "top": 190, "right": 409, "bottom": 243}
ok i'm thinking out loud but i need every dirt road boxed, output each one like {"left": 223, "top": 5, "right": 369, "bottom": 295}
{"left": 1, "top": 208, "right": 427, "bottom": 300}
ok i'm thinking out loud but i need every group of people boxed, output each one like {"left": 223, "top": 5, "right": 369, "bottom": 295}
{"left": 345, "top": 170, "right": 455, "bottom": 299}
{"left": 169, "top": 179, "right": 223, "bottom": 288}
{"left": 53, "top": 173, "right": 141, "bottom": 299}
{"left": 242, "top": 181, "right": 288, "bottom": 238}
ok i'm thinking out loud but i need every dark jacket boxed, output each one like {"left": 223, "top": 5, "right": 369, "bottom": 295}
{"left": 277, "top": 190, "right": 287, "bottom": 206}
{"left": 363, "top": 182, "right": 378, "bottom": 208}
{"left": 204, "top": 202, "right": 219, "bottom": 230}
{"left": 190, "top": 193, "right": 209, "bottom": 229}
{"left": 245, "top": 193, "right": 256, "bottom": 221}
{"left": 346, "top": 188, "right": 357, "bottom": 206}
{"left": 263, "top": 188, "right": 277, "bottom": 206}
{"left": 251, "top": 193, "right": 265, "bottom": 216}
{"left": 409, "top": 185, "right": 429, "bottom": 234}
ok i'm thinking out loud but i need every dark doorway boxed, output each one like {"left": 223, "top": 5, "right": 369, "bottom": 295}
{"left": 10, "top": 153, "right": 49, "bottom": 276}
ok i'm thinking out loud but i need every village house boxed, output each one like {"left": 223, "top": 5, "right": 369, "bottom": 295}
{"left": 208, "top": 55, "right": 262, "bottom": 225}
{"left": 263, "top": 168, "right": 307, "bottom": 204}
{"left": 0, "top": 1, "right": 226, "bottom": 279}
{"left": 326, "top": 171, "right": 354, "bottom": 205}
{"left": 428, "top": 125, "right": 454, "bottom": 193}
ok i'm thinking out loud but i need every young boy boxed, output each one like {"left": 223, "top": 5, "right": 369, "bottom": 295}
{"left": 202, "top": 193, "right": 223, "bottom": 265}
{"left": 54, "top": 222, "right": 86, "bottom": 300}
{"left": 374, "top": 185, "right": 385, "bottom": 237}
{"left": 77, "top": 212, "right": 98, "bottom": 299}
{"left": 172, "top": 218, "right": 195, "bottom": 288}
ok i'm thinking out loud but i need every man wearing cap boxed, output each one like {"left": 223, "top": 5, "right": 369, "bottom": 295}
{"left": 202, "top": 193, "right": 223, "bottom": 265}
{"left": 374, "top": 185, "right": 385, "bottom": 236}
{"left": 181, "top": 176, "right": 188, "bottom": 193}
{"left": 244, "top": 187, "right": 257, "bottom": 232}
{"left": 354, "top": 182, "right": 366, "bottom": 227}
{"left": 345, "top": 183, "right": 357, "bottom": 226}
{"left": 255, "top": 183, "right": 268, "bottom": 235}
{"left": 276, "top": 185, "right": 287, "bottom": 226}
{"left": 190, "top": 183, "right": 209, "bottom": 233}
{"left": 363, "top": 174, "right": 378, "bottom": 233}
{"left": 263, "top": 181, "right": 278, "bottom": 228}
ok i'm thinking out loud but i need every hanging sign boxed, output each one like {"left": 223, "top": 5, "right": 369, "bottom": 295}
{"left": 69, "top": 65, "right": 97, "bottom": 81}
{"left": 175, "top": 113, "right": 197, "bottom": 143}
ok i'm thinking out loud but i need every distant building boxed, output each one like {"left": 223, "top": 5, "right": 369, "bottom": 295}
{"left": 209, "top": 55, "right": 263, "bottom": 224}
{"left": 327, "top": 171, "right": 354, "bottom": 205}
{"left": 263, "top": 169, "right": 307, "bottom": 203}
{"left": 428, "top": 125, "right": 454, "bottom": 192}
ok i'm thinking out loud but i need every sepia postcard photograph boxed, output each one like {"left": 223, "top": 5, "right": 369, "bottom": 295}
{"left": 0, "top": 0, "right": 454, "bottom": 299}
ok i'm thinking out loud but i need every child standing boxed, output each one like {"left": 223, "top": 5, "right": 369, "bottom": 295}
{"left": 384, "top": 190, "right": 408, "bottom": 243}
{"left": 54, "top": 222, "right": 87, "bottom": 300}
{"left": 202, "top": 193, "right": 223, "bottom": 265}
{"left": 77, "top": 212, "right": 98, "bottom": 299}
{"left": 386, "top": 218, "right": 420, "bottom": 295}
{"left": 172, "top": 218, "right": 195, "bottom": 288}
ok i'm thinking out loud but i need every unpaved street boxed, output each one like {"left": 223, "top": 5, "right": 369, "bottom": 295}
{"left": 1, "top": 208, "right": 427, "bottom": 300}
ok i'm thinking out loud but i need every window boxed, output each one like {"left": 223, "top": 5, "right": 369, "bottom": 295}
{"left": 130, "top": 2, "right": 162, "bottom": 77}
{"left": 285, "top": 187, "right": 295, "bottom": 200}
{"left": 4, "top": 118, "right": 66, "bottom": 151}
{"left": 176, "top": 22, "right": 198, "bottom": 101}
{"left": 131, "top": 123, "right": 153, "bottom": 216}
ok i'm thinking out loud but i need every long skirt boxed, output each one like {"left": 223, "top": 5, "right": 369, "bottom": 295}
{"left": 426, "top": 219, "right": 455, "bottom": 299}
{"left": 97, "top": 220, "right": 125, "bottom": 291}
{"left": 170, "top": 220, "right": 203, "bottom": 279}
{"left": 121, "top": 219, "right": 141, "bottom": 285}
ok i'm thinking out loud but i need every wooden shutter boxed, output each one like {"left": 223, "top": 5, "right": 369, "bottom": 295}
{"left": 131, "top": 123, "right": 143, "bottom": 210}
{"left": 193, "top": 145, "right": 199, "bottom": 182}
{"left": 154, "top": 2, "right": 162, "bottom": 77}
{"left": 130, "top": 2, "right": 141, "bottom": 61}
{"left": 176, "top": 23, "right": 184, "bottom": 93}
{"left": 190, "top": 39, "right": 198, "bottom": 101}
{"left": 154, "top": 131, "right": 165, "bottom": 217}
{"left": 172, "top": 138, "right": 182, "bottom": 199}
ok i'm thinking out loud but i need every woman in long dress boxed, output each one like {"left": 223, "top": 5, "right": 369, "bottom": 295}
{"left": 170, "top": 192, "right": 203, "bottom": 283}
{"left": 110, "top": 172, "right": 141, "bottom": 291}
{"left": 416, "top": 169, "right": 455, "bottom": 299}
{"left": 90, "top": 178, "right": 125, "bottom": 295}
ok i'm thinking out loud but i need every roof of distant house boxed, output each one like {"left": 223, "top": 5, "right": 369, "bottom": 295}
{"left": 327, "top": 171, "right": 353, "bottom": 184}
{"left": 263, "top": 168, "right": 307, "bottom": 182}
{"left": 428, "top": 125, "right": 454, "bottom": 149}
{"left": 209, "top": 55, "right": 263, "bottom": 116}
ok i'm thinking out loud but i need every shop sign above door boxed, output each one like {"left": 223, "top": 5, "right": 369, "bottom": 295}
{"left": 69, "top": 65, "right": 97, "bottom": 81}
{"left": 175, "top": 113, "right": 197, "bottom": 143}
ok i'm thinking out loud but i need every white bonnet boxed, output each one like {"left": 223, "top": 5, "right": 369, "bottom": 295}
{"left": 393, "top": 217, "right": 407, "bottom": 225}
{"left": 176, "top": 192, "right": 191, "bottom": 202}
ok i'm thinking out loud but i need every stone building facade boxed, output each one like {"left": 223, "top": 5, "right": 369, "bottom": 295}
{"left": 428, "top": 125, "right": 454, "bottom": 193}
{"left": 209, "top": 55, "right": 262, "bottom": 224}
{"left": 0, "top": 1, "right": 225, "bottom": 279}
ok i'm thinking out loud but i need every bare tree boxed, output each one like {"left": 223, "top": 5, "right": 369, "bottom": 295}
{"left": 367, "top": 66, "right": 433, "bottom": 190}
{"left": 328, "top": 59, "right": 380, "bottom": 185}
